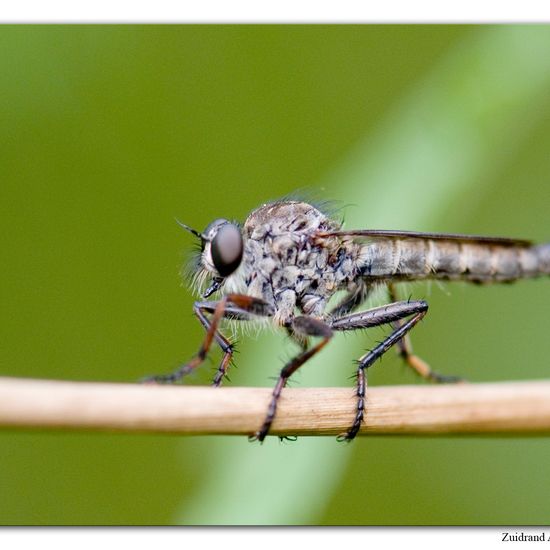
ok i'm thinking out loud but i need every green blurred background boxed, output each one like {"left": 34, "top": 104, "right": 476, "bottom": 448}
{"left": 1, "top": 25, "right": 550, "bottom": 525}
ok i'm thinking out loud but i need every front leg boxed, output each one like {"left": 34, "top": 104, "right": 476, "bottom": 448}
{"left": 142, "top": 294, "right": 273, "bottom": 385}
{"left": 193, "top": 302, "right": 235, "bottom": 387}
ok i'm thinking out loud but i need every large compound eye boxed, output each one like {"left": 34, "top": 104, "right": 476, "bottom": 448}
{"left": 210, "top": 223, "right": 243, "bottom": 277}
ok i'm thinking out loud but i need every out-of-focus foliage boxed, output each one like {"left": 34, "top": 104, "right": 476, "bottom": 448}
{"left": 1, "top": 25, "right": 550, "bottom": 525}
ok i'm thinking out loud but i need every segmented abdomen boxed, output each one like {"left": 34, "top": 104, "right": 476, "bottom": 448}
{"left": 360, "top": 239, "right": 550, "bottom": 283}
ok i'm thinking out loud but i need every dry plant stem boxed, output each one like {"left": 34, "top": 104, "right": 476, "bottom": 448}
{"left": 1, "top": 377, "right": 550, "bottom": 437}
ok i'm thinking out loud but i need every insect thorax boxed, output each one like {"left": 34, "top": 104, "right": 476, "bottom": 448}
{"left": 227, "top": 201, "right": 363, "bottom": 324}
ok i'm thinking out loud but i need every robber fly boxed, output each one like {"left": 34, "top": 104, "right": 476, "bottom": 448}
{"left": 145, "top": 200, "right": 550, "bottom": 441}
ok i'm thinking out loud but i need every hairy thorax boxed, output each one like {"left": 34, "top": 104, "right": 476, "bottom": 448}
{"left": 226, "top": 201, "right": 363, "bottom": 325}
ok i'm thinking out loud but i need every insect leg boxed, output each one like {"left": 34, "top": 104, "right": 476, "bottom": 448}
{"left": 328, "top": 281, "right": 369, "bottom": 318}
{"left": 388, "top": 284, "right": 462, "bottom": 383}
{"left": 196, "top": 295, "right": 274, "bottom": 386}
{"left": 330, "top": 300, "right": 429, "bottom": 441}
{"left": 142, "top": 294, "right": 273, "bottom": 385}
{"left": 250, "top": 316, "right": 333, "bottom": 443}
{"left": 193, "top": 304, "right": 235, "bottom": 387}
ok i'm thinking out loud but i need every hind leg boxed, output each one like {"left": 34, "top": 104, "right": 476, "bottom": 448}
{"left": 388, "top": 285, "right": 462, "bottom": 383}
{"left": 331, "top": 300, "right": 429, "bottom": 440}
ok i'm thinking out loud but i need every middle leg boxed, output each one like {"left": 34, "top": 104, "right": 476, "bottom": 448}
{"left": 250, "top": 316, "right": 333, "bottom": 442}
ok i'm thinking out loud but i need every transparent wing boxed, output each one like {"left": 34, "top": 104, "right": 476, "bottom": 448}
{"left": 315, "top": 229, "right": 532, "bottom": 248}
